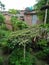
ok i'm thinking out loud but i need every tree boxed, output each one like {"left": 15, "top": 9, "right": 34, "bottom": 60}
{"left": 0, "top": 1, "right": 5, "bottom": 11}
{"left": 34, "top": 0, "right": 49, "bottom": 24}
{"left": 8, "top": 9, "right": 19, "bottom": 15}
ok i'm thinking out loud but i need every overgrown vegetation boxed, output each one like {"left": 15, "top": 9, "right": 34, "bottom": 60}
{"left": 6, "top": 24, "right": 49, "bottom": 65}
{"left": 0, "top": 24, "right": 49, "bottom": 65}
{"left": 0, "top": 21, "right": 49, "bottom": 65}
{"left": 0, "top": 5, "right": 49, "bottom": 65}
{"left": 11, "top": 16, "right": 28, "bottom": 31}
{"left": 34, "top": 0, "right": 49, "bottom": 23}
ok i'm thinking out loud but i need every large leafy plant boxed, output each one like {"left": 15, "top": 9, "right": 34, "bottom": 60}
{"left": 11, "top": 16, "right": 28, "bottom": 31}
{"left": 0, "top": 13, "right": 5, "bottom": 24}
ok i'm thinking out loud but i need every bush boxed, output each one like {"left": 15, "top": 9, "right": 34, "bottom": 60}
{"left": 0, "top": 13, "right": 8, "bottom": 30}
{"left": 1, "top": 24, "right": 49, "bottom": 65}
{"left": 11, "top": 16, "right": 28, "bottom": 31}
{"left": 0, "top": 24, "right": 7, "bottom": 30}
{"left": 35, "top": 48, "right": 49, "bottom": 60}
{"left": 8, "top": 48, "right": 36, "bottom": 65}
{"left": 0, "top": 13, "right": 5, "bottom": 24}
{"left": 0, "top": 30, "right": 11, "bottom": 47}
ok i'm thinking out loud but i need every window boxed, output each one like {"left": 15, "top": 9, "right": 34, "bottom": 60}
{"left": 20, "top": 16, "right": 24, "bottom": 21}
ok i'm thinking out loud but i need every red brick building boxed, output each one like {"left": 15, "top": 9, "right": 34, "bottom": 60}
{"left": 19, "top": 10, "right": 40, "bottom": 26}
{"left": 1, "top": 10, "right": 40, "bottom": 30}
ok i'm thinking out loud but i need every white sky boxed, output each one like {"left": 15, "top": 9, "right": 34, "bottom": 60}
{"left": 0, "top": 0, "right": 36, "bottom": 10}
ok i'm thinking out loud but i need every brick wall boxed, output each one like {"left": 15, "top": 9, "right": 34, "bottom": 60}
{"left": 4, "top": 14, "right": 12, "bottom": 30}
{"left": 24, "top": 14, "right": 40, "bottom": 26}
{"left": 2, "top": 11, "right": 41, "bottom": 30}
{"left": 24, "top": 15, "right": 32, "bottom": 26}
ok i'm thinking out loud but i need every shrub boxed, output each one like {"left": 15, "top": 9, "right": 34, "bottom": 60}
{"left": 35, "top": 48, "right": 49, "bottom": 60}
{"left": 0, "top": 13, "right": 5, "bottom": 24}
{"left": 0, "top": 13, "right": 8, "bottom": 30}
{"left": 0, "top": 30, "right": 11, "bottom": 47}
{"left": 11, "top": 16, "right": 28, "bottom": 31}
{"left": 0, "top": 24, "right": 7, "bottom": 30}
{"left": 8, "top": 48, "right": 36, "bottom": 65}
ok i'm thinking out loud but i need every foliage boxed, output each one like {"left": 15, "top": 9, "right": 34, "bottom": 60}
{"left": 8, "top": 48, "right": 36, "bottom": 65}
{"left": 0, "top": 24, "right": 8, "bottom": 30}
{"left": 0, "top": 30, "right": 11, "bottom": 47}
{"left": 8, "top": 9, "right": 19, "bottom": 14}
{"left": 0, "top": 13, "right": 8, "bottom": 46}
{"left": 35, "top": 48, "right": 49, "bottom": 60}
{"left": 11, "top": 16, "right": 28, "bottom": 31}
{"left": 0, "top": 1, "right": 5, "bottom": 11}
{"left": 0, "top": 13, "right": 5, "bottom": 24}
{"left": 0, "top": 57, "right": 3, "bottom": 65}
{"left": 0, "top": 24, "right": 49, "bottom": 65}
{"left": 0, "top": 13, "right": 9, "bottom": 30}
{"left": 34, "top": 0, "right": 49, "bottom": 23}
{"left": 7, "top": 25, "right": 40, "bottom": 49}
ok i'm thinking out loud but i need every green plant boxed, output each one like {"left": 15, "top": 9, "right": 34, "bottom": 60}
{"left": 35, "top": 48, "right": 49, "bottom": 60}
{"left": 1, "top": 24, "right": 49, "bottom": 65}
{"left": 34, "top": 0, "right": 49, "bottom": 23}
{"left": 0, "top": 13, "right": 5, "bottom": 24}
{"left": 0, "top": 30, "right": 11, "bottom": 47}
{"left": 11, "top": 16, "right": 28, "bottom": 31}
{"left": 8, "top": 48, "right": 36, "bottom": 65}
{"left": 0, "top": 57, "right": 3, "bottom": 65}
{"left": 37, "top": 39, "right": 47, "bottom": 47}
{"left": 0, "top": 24, "right": 7, "bottom": 30}
{"left": 8, "top": 9, "right": 19, "bottom": 14}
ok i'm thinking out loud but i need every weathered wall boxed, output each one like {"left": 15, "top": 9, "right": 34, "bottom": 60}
{"left": 4, "top": 14, "right": 12, "bottom": 30}
{"left": 24, "top": 15, "right": 32, "bottom": 26}
{"left": 24, "top": 14, "right": 40, "bottom": 26}
{"left": 3, "top": 11, "right": 41, "bottom": 30}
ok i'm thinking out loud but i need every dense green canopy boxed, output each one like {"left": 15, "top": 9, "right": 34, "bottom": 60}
{"left": 34, "top": 0, "right": 49, "bottom": 23}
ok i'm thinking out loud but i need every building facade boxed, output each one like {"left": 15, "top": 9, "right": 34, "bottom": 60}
{"left": 1, "top": 10, "right": 40, "bottom": 30}
{"left": 19, "top": 10, "right": 40, "bottom": 26}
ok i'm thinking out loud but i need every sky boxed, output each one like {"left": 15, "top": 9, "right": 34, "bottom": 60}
{"left": 0, "top": 0, "right": 36, "bottom": 10}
